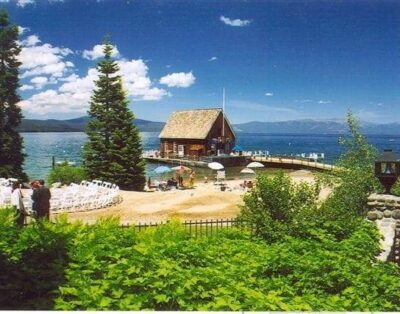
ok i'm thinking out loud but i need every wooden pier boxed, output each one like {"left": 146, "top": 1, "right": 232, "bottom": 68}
{"left": 251, "top": 156, "right": 337, "bottom": 171}
{"left": 144, "top": 155, "right": 337, "bottom": 172}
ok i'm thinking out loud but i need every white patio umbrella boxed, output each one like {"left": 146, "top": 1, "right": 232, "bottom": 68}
{"left": 171, "top": 165, "right": 192, "bottom": 172}
{"left": 240, "top": 167, "right": 255, "bottom": 174}
{"left": 246, "top": 161, "right": 265, "bottom": 168}
{"left": 207, "top": 162, "right": 224, "bottom": 170}
{"left": 154, "top": 166, "right": 172, "bottom": 174}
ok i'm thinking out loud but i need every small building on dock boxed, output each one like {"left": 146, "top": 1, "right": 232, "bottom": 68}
{"left": 159, "top": 108, "right": 236, "bottom": 158}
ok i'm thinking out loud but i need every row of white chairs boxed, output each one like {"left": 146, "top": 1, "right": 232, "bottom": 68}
{"left": 48, "top": 180, "right": 120, "bottom": 213}
{"left": 0, "top": 179, "right": 120, "bottom": 214}
{"left": 0, "top": 177, "right": 18, "bottom": 187}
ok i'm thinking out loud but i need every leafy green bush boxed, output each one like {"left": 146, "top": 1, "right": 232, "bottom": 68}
{"left": 321, "top": 112, "right": 380, "bottom": 216}
{"left": 47, "top": 162, "right": 87, "bottom": 185}
{"left": 239, "top": 171, "right": 319, "bottom": 242}
{"left": 0, "top": 209, "right": 80, "bottom": 309}
{"left": 0, "top": 208, "right": 400, "bottom": 311}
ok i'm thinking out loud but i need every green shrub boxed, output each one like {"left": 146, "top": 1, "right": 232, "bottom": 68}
{"left": 239, "top": 171, "right": 319, "bottom": 242}
{"left": 0, "top": 209, "right": 400, "bottom": 311}
{"left": 0, "top": 209, "right": 80, "bottom": 309}
{"left": 320, "top": 112, "right": 380, "bottom": 216}
{"left": 47, "top": 162, "right": 87, "bottom": 185}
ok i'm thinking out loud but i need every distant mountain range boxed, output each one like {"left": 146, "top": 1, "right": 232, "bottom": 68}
{"left": 233, "top": 119, "right": 400, "bottom": 135}
{"left": 18, "top": 116, "right": 400, "bottom": 135}
{"left": 19, "top": 116, "right": 165, "bottom": 133}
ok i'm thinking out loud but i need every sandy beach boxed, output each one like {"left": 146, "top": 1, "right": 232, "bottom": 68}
{"left": 56, "top": 170, "right": 331, "bottom": 224}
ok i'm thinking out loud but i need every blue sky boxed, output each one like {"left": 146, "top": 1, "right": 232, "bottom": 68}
{"left": 3, "top": 0, "right": 400, "bottom": 123}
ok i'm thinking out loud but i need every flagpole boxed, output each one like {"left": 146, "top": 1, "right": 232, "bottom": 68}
{"left": 222, "top": 88, "right": 225, "bottom": 137}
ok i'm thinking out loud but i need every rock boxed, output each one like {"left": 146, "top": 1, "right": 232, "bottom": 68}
{"left": 367, "top": 211, "right": 378, "bottom": 221}
{"left": 383, "top": 210, "right": 393, "bottom": 218}
{"left": 392, "top": 210, "right": 400, "bottom": 219}
{"left": 377, "top": 211, "right": 383, "bottom": 219}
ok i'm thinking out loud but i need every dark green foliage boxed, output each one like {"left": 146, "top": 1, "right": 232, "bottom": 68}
{"left": 0, "top": 208, "right": 78, "bottom": 309}
{"left": 239, "top": 171, "right": 319, "bottom": 242}
{"left": 47, "top": 162, "right": 87, "bottom": 185}
{"left": 83, "top": 40, "right": 145, "bottom": 191}
{"left": 391, "top": 180, "right": 400, "bottom": 197}
{"left": 1, "top": 209, "right": 399, "bottom": 311}
{"left": 0, "top": 10, "right": 27, "bottom": 181}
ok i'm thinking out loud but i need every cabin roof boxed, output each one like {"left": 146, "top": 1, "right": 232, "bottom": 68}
{"left": 159, "top": 108, "right": 235, "bottom": 140}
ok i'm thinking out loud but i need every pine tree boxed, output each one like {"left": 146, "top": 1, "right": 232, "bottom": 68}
{"left": 0, "top": 10, "right": 27, "bottom": 181}
{"left": 83, "top": 40, "right": 146, "bottom": 191}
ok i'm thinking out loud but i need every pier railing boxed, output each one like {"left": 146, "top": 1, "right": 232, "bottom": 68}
{"left": 143, "top": 150, "right": 337, "bottom": 171}
{"left": 251, "top": 155, "right": 337, "bottom": 171}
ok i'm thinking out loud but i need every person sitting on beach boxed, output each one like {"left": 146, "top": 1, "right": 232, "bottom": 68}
{"left": 204, "top": 176, "right": 208, "bottom": 184}
{"left": 240, "top": 180, "right": 247, "bottom": 190}
{"left": 246, "top": 181, "right": 254, "bottom": 189}
{"left": 167, "top": 177, "right": 178, "bottom": 188}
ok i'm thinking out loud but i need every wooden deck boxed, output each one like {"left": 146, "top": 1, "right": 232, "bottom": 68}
{"left": 144, "top": 155, "right": 337, "bottom": 171}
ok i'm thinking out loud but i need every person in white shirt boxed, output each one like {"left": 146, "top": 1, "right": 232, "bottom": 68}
{"left": 11, "top": 181, "right": 27, "bottom": 226}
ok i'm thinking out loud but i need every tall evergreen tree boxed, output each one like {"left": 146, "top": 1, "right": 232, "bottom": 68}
{"left": 0, "top": 10, "right": 27, "bottom": 181}
{"left": 83, "top": 40, "right": 146, "bottom": 191}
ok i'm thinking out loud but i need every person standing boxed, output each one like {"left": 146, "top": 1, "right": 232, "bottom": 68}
{"left": 11, "top": 182, "right": 27, "bottom": 226}
{"left": 32, "top": 179, "right": 51, "bottom": 220}
{"left": 30, "top": 180, "right": 40, "bottom": 216}
{"left": 189, "top": 170, "right": 196, "bottom": 188}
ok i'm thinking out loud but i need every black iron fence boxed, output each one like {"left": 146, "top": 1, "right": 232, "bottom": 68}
{"left": 122, "top": 218, "right": 252, "bottom": 237}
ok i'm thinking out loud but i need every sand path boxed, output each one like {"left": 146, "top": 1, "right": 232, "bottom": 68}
{"left": 56, "top": 170, "right": 331, "bottom": 224}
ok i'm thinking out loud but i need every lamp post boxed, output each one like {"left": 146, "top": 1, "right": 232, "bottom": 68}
{"left": 375, "top": 149, "right": 399, "bottom": 194}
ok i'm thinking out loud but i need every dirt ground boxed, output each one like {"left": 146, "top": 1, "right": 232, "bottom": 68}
{"left": 54, "top": 170, "right": 331, "bottom": 224}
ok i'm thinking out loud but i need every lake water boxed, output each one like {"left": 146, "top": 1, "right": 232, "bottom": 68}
{"left": 21, "top": 132, "right": 400, "bottom": 180}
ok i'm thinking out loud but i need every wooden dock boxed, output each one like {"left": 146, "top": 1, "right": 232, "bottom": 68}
{"left": 251, "top": 156, "right": 337, "bottom": 171}
{"left": 144, "top": 155, "right": 337, "bottom": 172}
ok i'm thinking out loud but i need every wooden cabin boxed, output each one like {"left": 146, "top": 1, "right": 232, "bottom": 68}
{"left": 159, "top": 108, "right": 236, "bottom": 158}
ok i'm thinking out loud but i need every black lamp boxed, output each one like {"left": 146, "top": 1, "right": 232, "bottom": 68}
{"left": 375, "top": 149, "right": 399, "bottom": 194}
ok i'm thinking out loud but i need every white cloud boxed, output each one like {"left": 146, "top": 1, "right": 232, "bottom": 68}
{"left": 17, "top": 0, "right": 35, "bottom": 7}
{"left": 21, "top": 35, "right": 40, "bottom": 47}
{"left": 82, "top": 44, "right": 120, "bottom": 60}
{"left": 19, "top": 84, "right": 34, "bottom": 91}
{"left": 119, "top": 59, "right": 169, "bottom": 100}
{"left": 20, "top": 59, "right": 169, "bottom": 114}
{"left": 265, "top": 92, "right": 273, "bottom": 96}
{"left": 18, "top": 26, "right": 29, "bottom": 35}
{"left": 30, "top": 76, "right": 53, "bottom": 89}
{"left": 294, "top": 99, "right": 312, "bottom": 103}
{"left": 230, "top": 101, "right": 298, "bottom": 115}
{"left": 159, "top": 71, "right": 195, "bottom": 88}
{"left": 220, "top": 15, "right": 251, "bottom": 27}
{"left": 18, "top": 38, "right": 74, "bottom": 79}
{"left": 318, "top": 100, "right": 331, "bottom": 104}
{"left": 19, "top": 89, "right": 87, "bottom": 114}
{"left": 355, "top": 109, "right": 386, "bottom": 123}
{"left": 377, "top": 102, "right": 384, "bottom": 107}
{"left": 208, "top": 56, "right": 218, "bottom": 62}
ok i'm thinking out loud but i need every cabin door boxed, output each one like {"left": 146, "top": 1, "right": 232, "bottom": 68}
{"left": 178, "top": 145, "right": 185, "bottom": 157}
